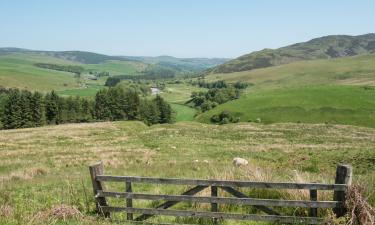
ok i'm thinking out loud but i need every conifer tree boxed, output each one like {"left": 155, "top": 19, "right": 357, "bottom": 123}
{"left": 30, "top": 91, "right": 45, "bottom": 126}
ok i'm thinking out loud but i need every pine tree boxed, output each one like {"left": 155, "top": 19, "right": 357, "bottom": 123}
{"left": 107, "top": 87, "right": 126, "bottom": 120}
{"left": 30, "top": 91, "right": 45, "bottom": 127}
{"left": 153, "top": 95, "right": 174, "bottom": 124}
{"left": 94, "top": 89, "right": 111, "bottom": 120}
{"left": 19, "top": 90, "right": 33, "bottom": 128}
{"left": 139, "top": 99, "right": 160, "bottom": 125}
{"left": 124, "top": 89, "right": 140, "bottom": 120}
{"left": 45, "top": 91, "right": 60, "bottom": 124}
{"left": 2, "top": 89, "right": 22, "bottom": 129}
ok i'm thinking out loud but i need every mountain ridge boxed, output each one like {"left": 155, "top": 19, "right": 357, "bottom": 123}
{"left": 208, "top": 33, "right": 375, "bottom": 74}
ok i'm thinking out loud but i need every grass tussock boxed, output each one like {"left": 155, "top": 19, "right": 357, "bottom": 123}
{"left": 346, "top": 185, "right": 375, "bottom": 225}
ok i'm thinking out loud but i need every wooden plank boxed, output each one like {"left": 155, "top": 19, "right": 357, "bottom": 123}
{"left": 220, "top": 186, "right": 280, "bottom": 215}
{"left": 309, "top": 188, "right": 318, "bottom": 217}
{"left": 89, "top": 161, "right": 110, "bottom": 217}
{"left": 97, "top": 191, "right": 341, "bottom": 208}
{"left": 101, "top": 207, "right": 324, "bottom": 224}
{"left": 96, "top": 175, "right": 347, "bottom": 190}
{"left": 333, "top": 164, "right": 352, "bottom": 217}
{"left": 126, "top": 182, "right": 133, "bottom": 220}
{"left": 135, "top": 185, "right": 208, "bottom": 221}
{"left": 211, "top": 186, "right": 218, "bottom": 225}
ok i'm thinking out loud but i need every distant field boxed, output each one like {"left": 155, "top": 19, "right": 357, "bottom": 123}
{"left": 196, "top": 85, "right": 375, "bottom": 127}
{"left": 0, "top": 53, "right": 78, "bottom": 91}
{"left": 0, "top": 121, "right": 374, "bottom": 224}
{"left": 160, "top": 83, "right": 206, "bottom": 104}
{"left": 0, "top": 53, "right": 146, "bottom": 92}
{"left": 171, "top": 103, "right": 196, "bottom": 121}
{"left": 83, "top": 60, "right": 147, "bottom": 75}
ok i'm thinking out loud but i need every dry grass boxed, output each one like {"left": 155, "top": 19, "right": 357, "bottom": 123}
{"left": 346, "top": 186, "right": 375, "bottom": 225}
{"left": 0, "top": 121, "right": 374, "bottom": 224}
{"left": 0, "top": 204, "right": 13, "bottom": 218}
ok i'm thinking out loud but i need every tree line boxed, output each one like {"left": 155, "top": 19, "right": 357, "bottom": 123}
{"left": 34, "top": 63, "right": 84, "bottom": 75}
{"left": 0, "top": 87, "right": 174, "bottom": 130}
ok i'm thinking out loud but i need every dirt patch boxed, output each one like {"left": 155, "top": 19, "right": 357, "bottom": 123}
{"left": 0, "top": 204, "right": 13, "bottom": 218}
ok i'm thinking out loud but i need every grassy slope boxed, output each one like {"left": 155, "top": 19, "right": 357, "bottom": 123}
{"left": 196, "top": 85, "right": 375, "bottom": 127}
{"left": 159, "top": 83, "right": 206, "bottom": 121}
{"left": 207, "top": 54, "right": 375, "bottom": 90}
{"left": 0, "top": 121, "right": 374, "bottom": 224}
{"left": 200, "top": 54, "right": 375, "bottom": 127}
{"left": 0, "top": 53, "right": 146, "bottom": 92}
{"left": 0, "top": 53, "right": 78, "bottom": 91}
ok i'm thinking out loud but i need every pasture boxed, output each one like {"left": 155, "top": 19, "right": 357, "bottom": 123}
{"left": 196, "top": 85, "right": 375, "bottom": 128}
{"left": 0, "top": 121, "right": 374, "bottom": 224}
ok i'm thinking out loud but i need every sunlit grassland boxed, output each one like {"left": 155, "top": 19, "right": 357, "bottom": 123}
{"left": 0, "top": 53, "right": 146, "bottom": 92}
{"left": 196, "top": 85, "right": 375, "bottom": 128}
{"left": 206, "top": 54, "right": 375, "bottom": 91}
{"left": 0, "top": 121, "right": 374, "bottom": 224}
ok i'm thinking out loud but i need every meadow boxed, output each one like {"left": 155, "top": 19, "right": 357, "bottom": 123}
{"left": 196, "top": 85, "right": 375, "bottom": 127}
{"left": 0, "top": 121, "right": 374, "bottom": 224}
{"left": 0, "top": 53, "right": 145, "bottom": 92}
{"left": 198, "top": 54, "right": 375, "bottom": 127}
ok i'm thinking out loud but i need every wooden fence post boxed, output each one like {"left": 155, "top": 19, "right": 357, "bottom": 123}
{"left": 333, "top": 164, "right": 352, "bottom": 217}
{"left": 89, "top": 161, "right": 110, "bottom": 217}
{"left": 126, "top": 181, "right": 133, "bottom": 220}
{"left": 309, "top": 187, "right": 318, "bottom": 217}
{"left": 211, "top": 186, "right": 218, "bottom": 225}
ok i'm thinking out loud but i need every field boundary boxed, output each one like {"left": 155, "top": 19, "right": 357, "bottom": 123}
{"left": 89, "top": 162, "right": 352, "bottom": 224}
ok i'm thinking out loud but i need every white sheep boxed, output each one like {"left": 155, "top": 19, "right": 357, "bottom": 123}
{"left": 233, "top": 157, "right": 248, "bottom": 167}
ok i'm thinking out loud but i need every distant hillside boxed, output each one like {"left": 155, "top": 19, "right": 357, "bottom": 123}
{"left": 124, "top": 55, "right": 230, "bottom": 73}
{"left": 209, "top": 33, "right": 375, "bottom": 74}
{"left": 0, "top": 48, "right": 128, "bottom": 64}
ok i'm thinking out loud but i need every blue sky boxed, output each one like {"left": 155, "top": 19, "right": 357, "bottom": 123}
{"left": 0, "top": 0, "right": 374, "bottom": 58}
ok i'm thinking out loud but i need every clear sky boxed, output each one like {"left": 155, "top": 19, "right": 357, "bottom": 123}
{"left": 0, "top": 0, "right": 374, "bottom": 58}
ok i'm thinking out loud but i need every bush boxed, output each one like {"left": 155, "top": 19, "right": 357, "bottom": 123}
{"left": 210, "top": 111, "right": 240, "bottom": 125}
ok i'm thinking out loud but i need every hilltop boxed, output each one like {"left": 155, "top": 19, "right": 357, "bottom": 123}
{"left": 208, "top": 33, "right": 375, "bottom": 74}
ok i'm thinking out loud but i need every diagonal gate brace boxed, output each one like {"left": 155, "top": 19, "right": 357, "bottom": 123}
{"left": 220, "top": 186, "right": 280, "bottom": 216}
{"left": 135, "top": 185, "right": 208, "bottom": 221}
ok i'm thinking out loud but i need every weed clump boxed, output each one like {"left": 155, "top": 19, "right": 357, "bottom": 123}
{"left": 346, "top": 185, "right": 375, "bottom": 225}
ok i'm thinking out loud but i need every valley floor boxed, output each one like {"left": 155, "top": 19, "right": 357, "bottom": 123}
{"left": 0, "top": 121, "right": 374, "bottom": 224}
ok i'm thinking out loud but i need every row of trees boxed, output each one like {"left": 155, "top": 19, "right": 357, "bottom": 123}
{"left": 193, "top": 80, "right": 249, "bottom": 90}
{"left": 34, "top": 63, "right": 84, "bottom": 75}
{"left": 0, "top": 87, "right": 174, "bottom": 130}
{"left": 94, "top": 87, "right": 173, "bottom": 125}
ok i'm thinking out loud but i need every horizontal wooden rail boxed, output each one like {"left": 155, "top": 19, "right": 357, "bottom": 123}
{"left": 97, "top": 191, "right": 341, "bottom": 208}
{"left": 100, "top": 207, "right": 324, "bottom": 224}
{"left": 96, "top": 175, "right": 347, "bottom": 191}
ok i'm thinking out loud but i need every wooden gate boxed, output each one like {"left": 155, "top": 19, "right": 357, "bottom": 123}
{"left": 89, "top": 162, "right": 352, "bottom": 224}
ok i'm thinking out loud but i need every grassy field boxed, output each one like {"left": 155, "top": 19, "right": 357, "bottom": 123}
{"left": 160, "top": 83, "right": 207, "bottom": 104}
{"left": 171, "top": 103, "right": 197, "bottom": 121}
{"left": 196, "top": 85, "right": 375, "bottom": 127}
{"left": 0, "top": 53, "right": 146, "bottom": 92}
{"left": 0, "top": 53, "right": 79, "bottom": 91}
{"left": 207, "top": 54, "right": 375, "bottom": 91}
{"left": 198, "top": 54, "right": 375, "bottom": 127}
{"left": 0, "top": 121, "right": 374, "bottom": 224}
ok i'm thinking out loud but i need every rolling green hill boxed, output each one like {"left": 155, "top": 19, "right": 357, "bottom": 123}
{"left": 207, "top": 54, "right": 375, "bottom": 90}
{"left": 208, "top": 33, "right": 375, "bottom": 74}
{"left": 124, "top": 55, "right": 230, "bottom": 74}
{"left": 199, "top": 54, "right": 375, "bottom": 127}
{"left": 0, "top": 51, "right": 147, "bottom": 92}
